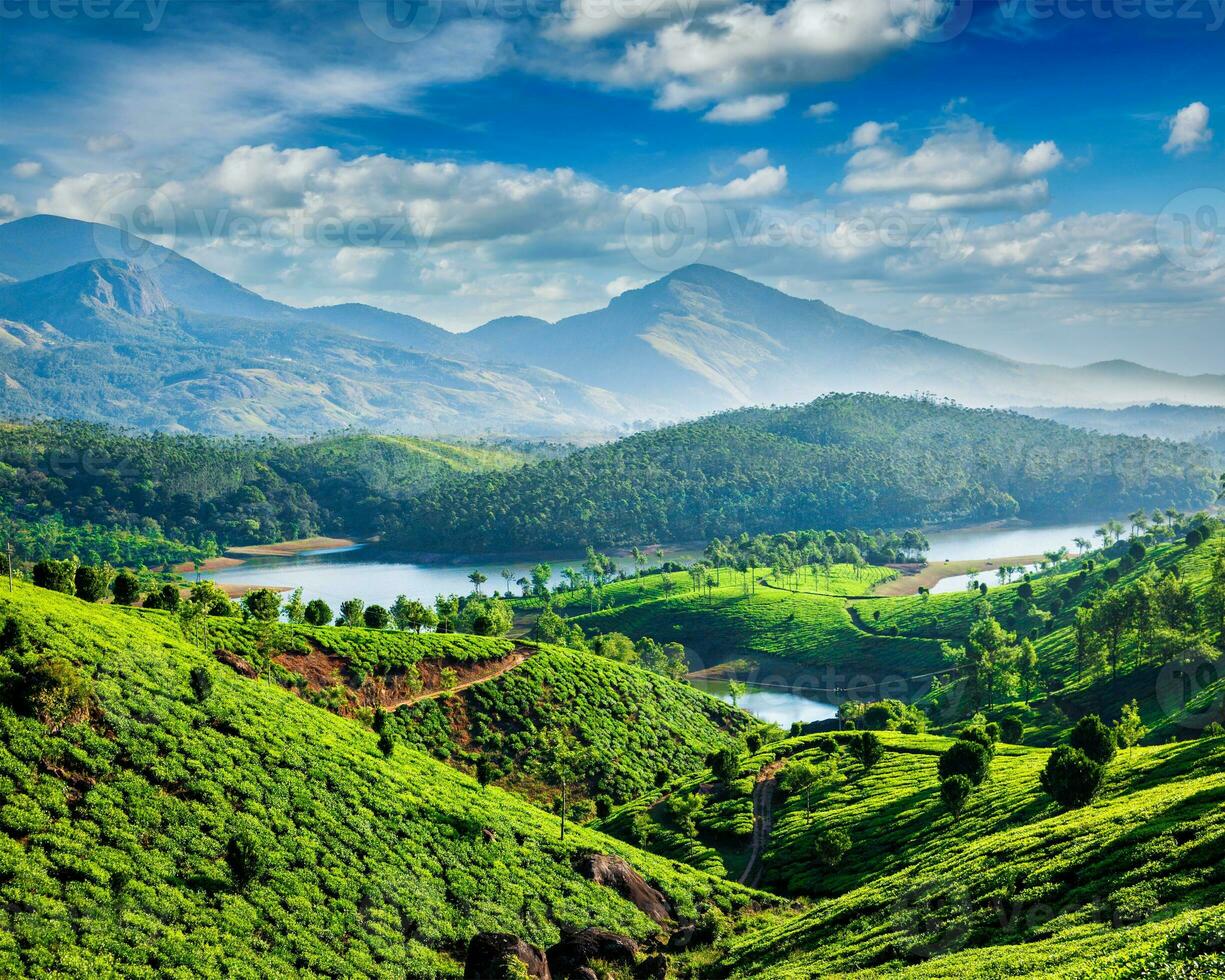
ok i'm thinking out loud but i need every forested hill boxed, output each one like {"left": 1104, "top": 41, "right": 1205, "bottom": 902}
{"left": 0, "top": 421, "right": 535, "bottom": 564}
{"left": 390, "top": 394, "right": 1218, "bottom": 553}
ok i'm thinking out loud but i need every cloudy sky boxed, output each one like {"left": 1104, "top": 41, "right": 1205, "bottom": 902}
{"left": 1, "top": 0, "right": 1223, "bottom": 369}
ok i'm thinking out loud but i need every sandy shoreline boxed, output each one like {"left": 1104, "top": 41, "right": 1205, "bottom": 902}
{"left": 873, "top": 554, "right": 1046, "bottom": 596}
{"left": 173, "top": 536, "right": 357, "bottom": 574}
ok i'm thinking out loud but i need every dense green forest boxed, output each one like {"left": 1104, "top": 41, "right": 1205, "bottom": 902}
{"left": 390, "top": 394, "right": 1218, "bottom": 553}
{"left": 0, "top": 421, "right": 533, "bottom": 565}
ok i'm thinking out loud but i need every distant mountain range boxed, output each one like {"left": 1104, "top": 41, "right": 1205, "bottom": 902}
{"left": 3, "top": 213, "right": 1225, "bottom": 436}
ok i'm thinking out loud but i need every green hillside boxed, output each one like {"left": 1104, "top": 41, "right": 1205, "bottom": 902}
{"left": 390, "top": 393, "right": 1216, "bottom": 553}
{"left": 0, "top": 583, "right": 755, "bottom": 976}
{"left": 0, "top": 421, "right": 529, "bottom": 566}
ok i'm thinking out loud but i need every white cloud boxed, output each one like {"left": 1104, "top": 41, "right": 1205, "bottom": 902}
{"left": 0, "top": 195, "right": 19, "bottom": 220}
{"left": 839, "top": 119, "right": 1063, "bottom": 212}
{"left": 805, "top": 100, "right": 838, "bottom": 119}
{"left": 605, "top": 0, "right": 934, "bottom": 115}
{"left": 11, "top": 161, "right": 41, "bottom": 179}
{"left": 1164, "top": 101, "right": 1212, "bottom": 156}
{"left": 703, "top": 94, "right": 788, "bottom": 123}
{"left": 549, "top": 0, "right": 736, "bottom": 40}
{"left": 85, "top": 133, "right": 134, "bottom": 154}
{"left": 699, "top": 165, "right": 788, "bottom": 200}
{"left": 736, "top": 148, "right": 770, "bottom": 169}
{"left": 848, "top": 120, "right": 897, "bottom": 149}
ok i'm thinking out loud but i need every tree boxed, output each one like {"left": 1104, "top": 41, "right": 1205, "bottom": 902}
{"left": 813, "top": 827, "right": 852, "bottom": 868}
{"left": 1113, "top": 699, "right": 1146, "bottom": 750}
{"left": 284, "top": 587, "right": 306, "bottom": 625}
{"left": 467, "top": 570, "right": 487, "bottom": 595}
{"left": 937, "top": 739, "right": 990, "bottom": 785}
{"left": 710, "top": 747, "right": 742, "bottom": 782}
{"left": 434, "top": 594, "right": 459, "bottom": 633}
{"left": 225, "top": 831, "right": 264, "bottom": 889}
{"left": 241, "top": 587, "right": 282, "bottom": 623}
{"left": 848, "top": 731, "right": 885, "bottom": 773}
{"left": 1040, "top": 746, "right": 1104, "bottom": 808}
{"left": 111, "top": 570, "right": 141, "bottom": 606}
{"left": 304, "top": 598, "right": 332, "bottom": 627}
{"left": 391, "top": 595, "right": 436, "bottom": 633}
{"left": 631, "top": 546, "right": 646, "bottom": 591}
{"left": 189, "top": 580, "right": 234, "bottom": 617}
{"left": 1070, "top": 714, "right": 1116, "bottom": 765}
{"left": 1073, "top": 607, "right": 1105, "bottom": 681}
{"left": 363, "top": 604, "right": 391, "bottom": 629}
{"left": 727, "top": 680, "right": 747, "bottom": 708}
{"left": 940, "top": 775, "right": 973, "bottom": 819}
{"left": 500, "top": 568, "right": 513, "bottom": 597}
{"left": 666, "top": 792, "right": 704, "bottom": 839}
{"left": 531, "top": 563, "right": 552, "bottom": 598}
{"left": 536, "top": 731, "right": 593, "bottom": 842}
{"left": 189, "top": 666, "right": 214, "bottom": 703}
{"left": 377, "top": 730, "right": 395, "bottom": 757}
{"left": 33, "top": 558, "right": 77, "bottom": 595}
{"left": 457, "top": 596, "right": 513, "bottom": 636}
{"left": 1092, "top": 589, "right": 1131, "bottom": 681}
{"left": 73, "top": 564, "right": 112, "bottom": 603}
{"left": 999, "top": 716, "right": 1024, "bottom": 745}
{"left": 337, "top": 598, "right": 366, "bottom": 627}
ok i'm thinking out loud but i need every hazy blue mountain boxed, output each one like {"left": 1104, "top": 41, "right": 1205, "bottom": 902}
{"left": 463, "top": 264, "right": 1225, "bottom": 415}
{"left": 1016, "top": 403, "right": 1225, "bottom": 442}
{"left": 0, "top": 214, "right": 298, "bottom": 322}
{"left": 0, "top": 259, "right": 629, "bottom": 436}
{"left": 5, "top": 216, "right": 1225, "bottom": 433}
{"left": 301, "top": 303, "right": 466, "bottom": 357}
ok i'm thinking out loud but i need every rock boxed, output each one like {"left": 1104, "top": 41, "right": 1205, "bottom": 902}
{"left": 635, "top": 953, "right": 669, "bottom": 978}
{"left": 574, "top": 854, "right": 672, "bottom": 924}
{"left": 464, "top": 932, "right": 551, "bottom": 980}
{"left": 214, "top": 649, "right": 258, "bottom": 678}
{"left": 546, "top": 926, "right": 639, "bottom": 978}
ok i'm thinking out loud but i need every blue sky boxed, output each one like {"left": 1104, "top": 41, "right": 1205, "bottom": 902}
{"left": 1, "top": 0, "right": 1222, "bottom": 369}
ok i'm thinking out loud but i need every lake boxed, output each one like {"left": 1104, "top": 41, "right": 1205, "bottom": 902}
{"left": 206, "top": 519, "right": 1109, "bottom": 610}
{"left": 690, "top": 679, "right": 839, "bottom": 728}
{"left": 206, "top": 544, "right": 702, "bottom": 613}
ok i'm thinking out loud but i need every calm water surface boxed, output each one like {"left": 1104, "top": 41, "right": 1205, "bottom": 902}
{"left": 207, "top": 520, "right": 1111, "bottom": 611}
{"left": 690, "top": 679, "right": 839, "bottom": 727}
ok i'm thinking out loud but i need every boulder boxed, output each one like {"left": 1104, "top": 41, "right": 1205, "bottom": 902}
{"left": 635, "top": 953, "right": 669, "bottom": 978}
{"left": 464, "top": 932, "right": 551, "bottom": 980}
{"left": 574, "top": 854, "right": 672, "bottom": 924}
{"left": 546, "top": 926, "right": 639, "bottom": 978}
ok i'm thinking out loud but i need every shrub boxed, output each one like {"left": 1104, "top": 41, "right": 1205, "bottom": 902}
{"left": 746, "top": 732, "right": 762, "bottom": 753}
{"left": 73, "top": 565, "right": 112, "bottom": 602}
{"left": 33, "top": 558, "right": 77, "bottom": 595}
{"left": 940, "top": 775, "right": 973, "bottom": 819}
{"left": 242, "top": 588, "right": 282, "bottom": 623}
{"left": 111, "top": 571, "right": 141, "bottom": 606}
{"left": 378, "top": 730, "right": 396, "bottom": 758}
{"left": 1040, "top": 746, "right": 1104, "bottom": 808}
{"left": 999, "top": 716, "right": 1024, "bottom": 744}
{"left": 304, "top": 598, "right": 332, "bottom": 627}
{"left": 1186, "top": 528, "right": 1204, "bottom": 548}
{"left": 937, "top": 739, "right": 990, "bottom": 785}
{"left": 364, "top": 605, "right": 391, "bottom": 630}
{"left": 848, "top": 731, "right": 885, "bottom": 772}
{"left": 957, "top": 725, "right": 997, "bottom": 759}
{"left": 22, "top": 657, "right": 93, "bottom": 731}
{"left": 710, "top": 748, "right": 742, "bottom": 783}
{"left": 1070, "top": 714, "right": 1117, "bottom": 765}
{"left": 225, "top": 831, "right": 264, "bottom": 888}
{"left": 189, "top": 666, "right": 214, "bottom": 703}
{"left": 813, "top": 827, "right": 852, "bottom": 868}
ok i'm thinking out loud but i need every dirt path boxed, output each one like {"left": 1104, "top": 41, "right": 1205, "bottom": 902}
{"left": 738, "top": 760, "right": 785, "bottom": 889}
{"left": 381, "top": 648, "right": 534, "bottom": 710}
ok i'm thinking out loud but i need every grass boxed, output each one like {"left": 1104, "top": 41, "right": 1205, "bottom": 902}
{"left": 0, "top": 582, "right": 758, "bottom": 977}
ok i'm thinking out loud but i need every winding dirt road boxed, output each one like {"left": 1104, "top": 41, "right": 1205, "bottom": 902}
{"left": 738, "top": 760, "right": 784, "bottom": 889}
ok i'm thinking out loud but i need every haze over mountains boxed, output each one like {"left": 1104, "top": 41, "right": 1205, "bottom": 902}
{"left": 2, "top": 214, "right": 1225, "bottom": 437}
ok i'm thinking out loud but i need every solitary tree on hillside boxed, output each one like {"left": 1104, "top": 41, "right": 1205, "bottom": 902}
{"left": 535, "top": 731, "right": 593, "bottom": 842}
{"left": 500, "top": 568, "right": 513, "bottom": 597}
{"left": 848, "top": 732, "right": 885, "bottom": 773}
{"left": 467, "top": 570, "right": 487, "bottom": 595}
